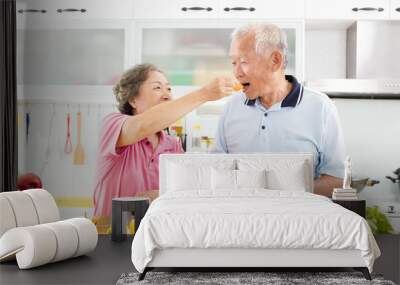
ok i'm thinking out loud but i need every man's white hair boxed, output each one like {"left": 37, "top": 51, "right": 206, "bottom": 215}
{"left": 231, "top": 23, "right": 288, "bottom": 68}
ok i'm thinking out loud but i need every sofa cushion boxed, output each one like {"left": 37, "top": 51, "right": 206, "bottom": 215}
{"left": 0, "top": 196, "right": 16, "bottom": 237}
{"left": 0, "top": 191, "right": 39, "bottom": 227}
{"left": 24, "top": 189, "right": 60, "bottom": 223}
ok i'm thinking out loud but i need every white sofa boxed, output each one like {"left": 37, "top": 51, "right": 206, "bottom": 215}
{"left": 0, "top": 189, "right": 97, "bottom": 269}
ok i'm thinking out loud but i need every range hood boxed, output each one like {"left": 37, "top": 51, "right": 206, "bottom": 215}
{"left": 307, "top": 21, "right": 400, "bottom": 98}
{"left": 306, "top": 79, "right": 400, "bottom": 98}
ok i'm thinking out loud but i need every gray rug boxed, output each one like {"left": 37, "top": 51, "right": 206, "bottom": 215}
{"left": 116, "top": 271, "right": 396, "bottom": 285}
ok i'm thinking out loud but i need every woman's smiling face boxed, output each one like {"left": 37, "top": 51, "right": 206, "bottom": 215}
{"left": 129, "top": 71, "right": 172, "bottom": 114}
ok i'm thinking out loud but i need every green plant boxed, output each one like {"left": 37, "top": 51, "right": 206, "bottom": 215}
{"left": 366, "top": 206, "right": 394, "bottom": 234}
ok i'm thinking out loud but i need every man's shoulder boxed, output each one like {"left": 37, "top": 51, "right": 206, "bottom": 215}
{"left": 302, "top": 86, "right": 336, "bottom": 109}
{"left": 229, "top": 92, "right": 247, "bottom": 104}
{"left": 302, "top": 86, "right": 331, "bottom": 103}
{"left": 223, "top": 92, "right": 247, "bottom": 112}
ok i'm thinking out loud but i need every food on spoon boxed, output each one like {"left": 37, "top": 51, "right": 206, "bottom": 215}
{"left": 233, "top": 82, "right": 243, "bottom": 91}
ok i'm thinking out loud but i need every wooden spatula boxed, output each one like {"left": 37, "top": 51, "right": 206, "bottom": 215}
{"left": 73, "top": 112, "right": 85, "bottom": 165}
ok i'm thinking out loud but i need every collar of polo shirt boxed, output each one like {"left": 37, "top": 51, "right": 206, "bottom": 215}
{"left": 244, "top": 75, "right": 303, "bottom": 108}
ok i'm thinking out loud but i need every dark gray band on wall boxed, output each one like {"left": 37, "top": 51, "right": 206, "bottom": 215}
{"left": 0, "top": 0, "right": 17, "bottom": 192}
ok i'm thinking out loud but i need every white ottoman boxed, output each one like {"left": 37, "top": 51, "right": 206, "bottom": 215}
{"left": 0, "top": 189, "right": 98, "bottom": 269}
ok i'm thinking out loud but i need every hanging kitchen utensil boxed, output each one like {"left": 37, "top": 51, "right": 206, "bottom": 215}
{"left": 73, "top": 111, "right": 85, "bottom": 165}
{"left": 39, "top": 103, "right": 56, "bottom": 176}
{"left": 64, "top": 113, "right": 73, "bottom": 154}
{"left": 17, "top": 112, "right": 22, "bottom": 128}
{"left": 25, "top": 112, "right": 30, "bottom": 144}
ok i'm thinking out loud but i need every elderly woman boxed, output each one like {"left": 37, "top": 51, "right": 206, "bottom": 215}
{"left": 93, "top": 64, "right": 234, "bottom": 220}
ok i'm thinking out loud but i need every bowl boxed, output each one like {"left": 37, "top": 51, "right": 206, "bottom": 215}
{"left": 351, "top": 178, "right": 380, "bottom": 193}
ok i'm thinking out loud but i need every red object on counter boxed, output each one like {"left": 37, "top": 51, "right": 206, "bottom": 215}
{"left": 17, "top": 173, "right": 43, "bottom": 190}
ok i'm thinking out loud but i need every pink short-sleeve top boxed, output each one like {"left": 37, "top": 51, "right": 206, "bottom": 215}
{"left": 93, "top": 113, "right": 183, "bottom": 217}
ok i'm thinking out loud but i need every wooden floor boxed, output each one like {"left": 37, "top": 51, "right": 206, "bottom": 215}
{"left": 0, "top": 235, "right": 134, "bottom": 285}
{"left": 1, "top": 234, "right": 398, "bottom": 284}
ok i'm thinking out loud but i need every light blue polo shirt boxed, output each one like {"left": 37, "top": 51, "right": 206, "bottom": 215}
{"left": 212, "top": 75, "right": 345, "bottom": 179}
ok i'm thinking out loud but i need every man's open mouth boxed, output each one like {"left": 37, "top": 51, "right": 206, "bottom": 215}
{"left": 242, "top": 83, "right": 250, "bottom": 92}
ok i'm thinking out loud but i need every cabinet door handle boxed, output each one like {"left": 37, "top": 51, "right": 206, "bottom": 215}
{"left": 57, "top": 8, "right": 87, "bottom": 13}
{"left": 18, "top": 9, "right": 47, "bottom": 13}
{"left": 396, "top": 8, "right": 400, "bottom": 12}
{"left": 352, "top": 7, "right": 384, "bottom": 12}
{"left": 224, "top": 7, "right": 256, "bottom": 12}
{"left": 181, "top": 7, "right": 213, "bottom": 12}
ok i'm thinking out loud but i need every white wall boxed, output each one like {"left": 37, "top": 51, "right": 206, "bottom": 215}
{"left": 305, "top": 29, "right": 347, "bottom": 80}
{"left": 334, "top": 99, "right": 400, "bottom": 211}
{"left": 306, "top": 27, "right": 400, "bottom": 212}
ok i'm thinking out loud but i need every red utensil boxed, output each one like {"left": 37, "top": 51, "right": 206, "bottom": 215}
{"left": 64, "top": 113, "right": 73, "bottom": 154}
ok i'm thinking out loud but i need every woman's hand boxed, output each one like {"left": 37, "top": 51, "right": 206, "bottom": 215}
{"left": 200, "top": 77, "right": 236, "bottom": 101}
{"left": 136, "top": 190, "right": 159, "bottom": 202}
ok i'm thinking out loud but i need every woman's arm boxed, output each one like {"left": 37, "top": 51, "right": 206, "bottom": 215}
{"left": 117, "top": 77, "right": 234, "bottom": 147}
{"left": 136, "top": 190, "right": 159, "bottom": 202}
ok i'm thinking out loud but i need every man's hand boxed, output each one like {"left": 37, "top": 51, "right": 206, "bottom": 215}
{"left": 314, "top": 175, "right": 343, "bottom": 197}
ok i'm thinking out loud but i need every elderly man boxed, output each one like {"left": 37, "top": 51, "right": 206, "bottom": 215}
{"left": 213, "top": 23, "right": 345, "bottom": 197}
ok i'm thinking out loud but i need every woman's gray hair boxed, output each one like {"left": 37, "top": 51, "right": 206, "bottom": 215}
{"left": 231, "top": 23, "right": 288, "bottom": 68}
{"left": 113, "top": 64, "right": 163, "bottom": 115}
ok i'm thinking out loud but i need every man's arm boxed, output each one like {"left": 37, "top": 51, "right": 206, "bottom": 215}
{"left": 314, "top": 174, "right": 343, "bottom": 197}
{"left": 315, "top": 98, "right": 346, "bottom": 197}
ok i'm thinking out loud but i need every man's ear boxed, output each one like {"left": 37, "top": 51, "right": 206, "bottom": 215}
{"left": 270, "top": 50, "right": 284, "bottom": 72}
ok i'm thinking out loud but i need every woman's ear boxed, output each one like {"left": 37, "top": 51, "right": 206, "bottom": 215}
{"left": 128, "top": 98, "right": 137, "bottom": 110}
{"left": 128, "top": 98, "right": 137, "bottom": 115}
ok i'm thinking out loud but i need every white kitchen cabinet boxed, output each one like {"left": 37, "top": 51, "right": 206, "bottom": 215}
{"left": 16, "top": 0, "right": 49, "bottom": 28}
{"left": 133, "top": 0, "right": 219, "bottom": 19}
{"left": 18, "top": 21, "right": 132, "bottom": 86}
{"left": 219, "top": 0, "right": 304, "bottom": 19}
{"left": 137, "top": 23, "right": 232, "bottom": 86}
{"left": 17, "top": 19, "right": 133, "bottom": 102}
{"left": 135, "top": 21, "right": 304, "bottom": 86}
{"left": 133, "top": 0, "right": 303, "bottom": 20}
{"left": 306, "top": 0, "right": 390, "bottom": 20}
{"left": 391, "top": 0, "right": 400, "bottom": 19}
{"left": 17, "top": 0, "right": 132, "bottom": 21}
